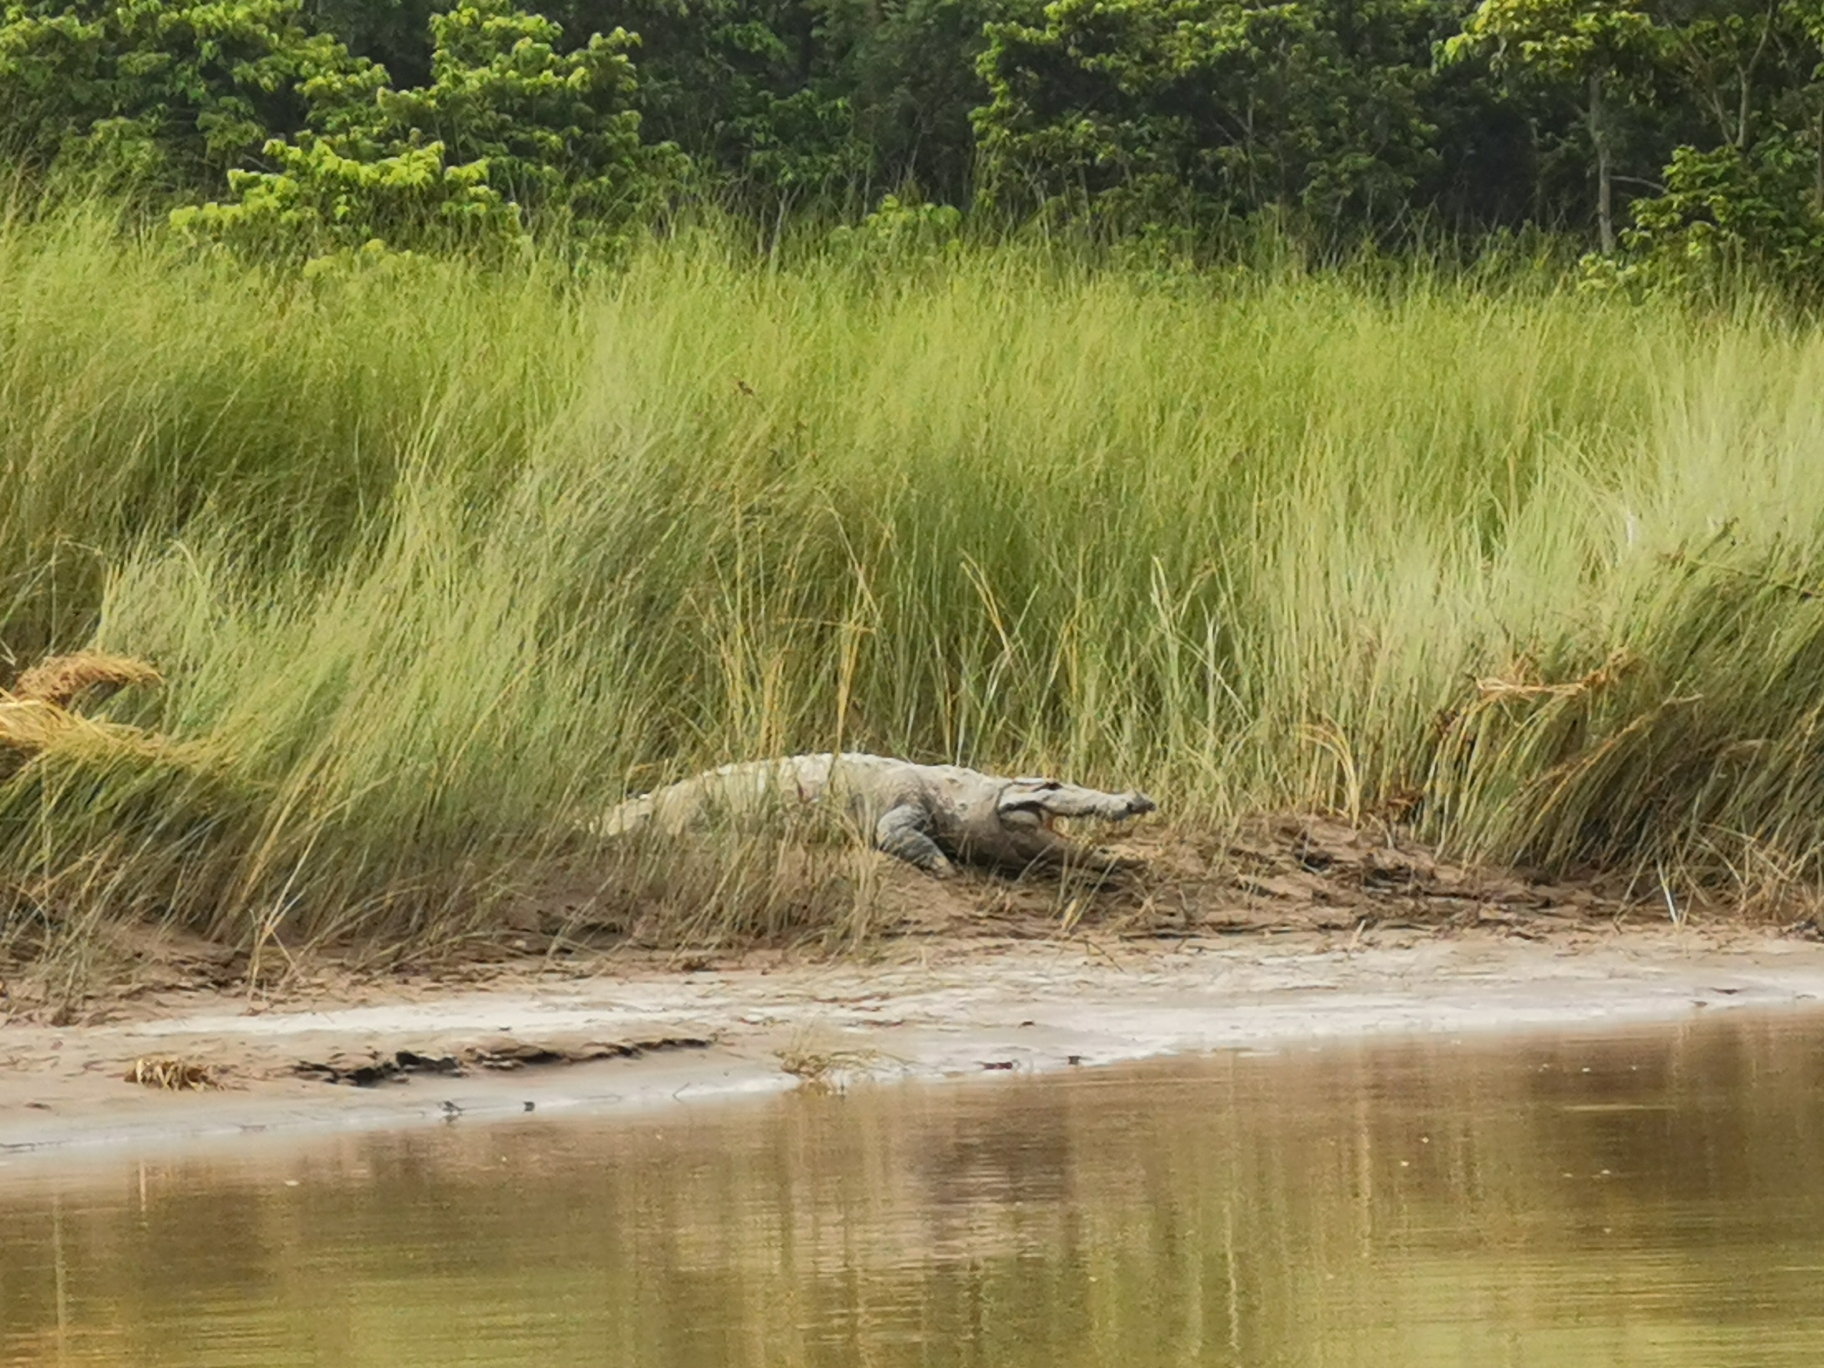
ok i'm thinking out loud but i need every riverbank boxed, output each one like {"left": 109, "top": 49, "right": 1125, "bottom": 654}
{"left": 5, "top": 920, "right": 1823, "bottom": 1162}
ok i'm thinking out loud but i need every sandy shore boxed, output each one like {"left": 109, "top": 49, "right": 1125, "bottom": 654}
{"left": 4, "top": 925, "right": 1823, "bottom": 1162}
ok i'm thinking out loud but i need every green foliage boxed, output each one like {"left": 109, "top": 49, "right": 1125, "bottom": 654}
{"left": 1592, "top": 140, "right": 1824, "bottom": 295}
{"left": 1449, "top": 0, "right": 1824, "bottom": 265}
{"left": 1656, "top": 0, "right": 1813, "bottom": 148}
{"left": 973, "top": 0, "right": 1444, "bottom": 242}
{"left": 821, "top": 0, "right": 1022, "bottom": 203}
{"left": 173, "top": 0, "right": 658, "bottom": 256}
{"left": 0, "top": 0, "right": 355, "bottom": 186}
{"left": 1447, "top": 0, "right": 1658, "bottom": 84}
{"left": 170, "top": 134, "right": 527, "bottom": 257}
{"left": 17, "top": 3, "right": 1824, "bottom": 299}
{"left": 377, "top": 3, "right": 647, "bottom": 214}
{"left": 826, "top": 190, "right": 963, "bottom": 261}
{"left": 14, "top": 0, "right": 1824, "bottom": 272}
{"left": 546, "top": 0, "right": 869, "bottom": 207}
{"left": 302, "top": 0, "right": 438, "bottom": 83}
{"left": 1499, "top": 1, "right": 1824, "bottom": 293}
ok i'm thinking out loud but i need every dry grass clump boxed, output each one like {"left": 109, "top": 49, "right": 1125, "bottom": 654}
{"left": 11, "top": 652, "right": 164, "bottom": 708}
{"left": 776, "top": 1035, "right": 884, "bottom": 1094}
{"left": 0, "top": 653, "right": 174, "bottom": 775}
{"left": 124, "top": 1056, "right": 223, "bottom": 1090}
{"left": 0, "top": 650, "right": 249, "bottom": 994}
{"left": 1468, "top": 650, "right": 1640, "bottom": 704}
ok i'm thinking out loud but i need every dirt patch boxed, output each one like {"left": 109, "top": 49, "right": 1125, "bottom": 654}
{"left": 840, "top": 812, "right": 1686, "bottom": 945}
{"left": 4, "top": 919, "right": 1824, "bottom": 1163}
{"left": 1189, "top": 814, "right": 1649, "bottom": 934}
{"left": 0, "top": 812, "right": 1777, "bottom": 1026}
{"left": 1, "top": 808, "right": 1816, "bottom": 1164}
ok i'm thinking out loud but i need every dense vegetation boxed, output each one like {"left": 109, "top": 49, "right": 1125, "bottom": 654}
{"left": 4, "top": 210, "right": 1824, "bottom": 964}
{"left": 6, "top": 4, "right": 1824, "bottom": 967}
{"left": 6, "top": 0, "right": 1824, "bottom": 283}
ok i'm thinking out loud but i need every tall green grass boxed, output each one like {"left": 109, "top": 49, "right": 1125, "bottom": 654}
{"left": 5, "top": 204, "right": 1824, "bottom": 956}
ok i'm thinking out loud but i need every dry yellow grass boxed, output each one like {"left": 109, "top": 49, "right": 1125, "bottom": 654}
{"left": 11, "top": 652, "right": 163, "bottom": 708}
{"left": 124, "top": 1056, "right": 223, "bottom": 1090}
{"left": 0, "top": 653, "right": 175, "bottom": 777}
{"left": 776, "top": 1035, "right": 885, "bottom": 1094}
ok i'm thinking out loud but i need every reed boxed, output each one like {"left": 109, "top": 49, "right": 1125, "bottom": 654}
{"left": 4, "top": 204, "right": 1822, "bottom": 956}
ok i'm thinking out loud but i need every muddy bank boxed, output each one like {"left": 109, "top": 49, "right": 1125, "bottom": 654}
{"left": 6, "top": 811, "right": 1823, "bottom": 1161}
{"left": 4, "top": 925, "right": 1824, "bottom": 1162}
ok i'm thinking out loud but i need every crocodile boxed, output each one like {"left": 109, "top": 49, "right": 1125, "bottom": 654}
{"left": 597, "top": 753, "right": 1156, "bottom": 875}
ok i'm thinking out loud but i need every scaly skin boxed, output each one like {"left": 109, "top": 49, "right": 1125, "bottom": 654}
{"left": 597, "top": 753, "right": 1156, "bottom": 875}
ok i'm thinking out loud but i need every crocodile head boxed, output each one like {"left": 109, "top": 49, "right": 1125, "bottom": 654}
{"left": 979, "top": 776, "right": 1156, "bottom": 868}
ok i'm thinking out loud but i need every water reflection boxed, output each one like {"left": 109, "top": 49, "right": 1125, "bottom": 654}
{"left": 6, "top": 1013, "right": 1824, "bottom": 1366}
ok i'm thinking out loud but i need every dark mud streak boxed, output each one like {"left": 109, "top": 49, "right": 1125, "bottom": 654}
{"left": 293, "top": 1036, "right": 719, "bottom": 1087}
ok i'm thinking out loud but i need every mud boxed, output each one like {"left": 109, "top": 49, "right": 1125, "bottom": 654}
{"left": 4, "top": 924, "right": 1824, "bottom": 1161}
{"left": 3, "top": 814, "right": 1823, "bottom": 1161}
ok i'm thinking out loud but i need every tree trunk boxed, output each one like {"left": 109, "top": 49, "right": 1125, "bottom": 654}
{"left": 1590, "top": 68, "right": 1615, "bottom": 254}
{"left": 1816, "top": 106, "right": 1823, "bottom": 214}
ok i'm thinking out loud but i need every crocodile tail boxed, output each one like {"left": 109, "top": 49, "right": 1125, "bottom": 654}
{"left": 594, "top": 792, "right": 657, "bottom": 838}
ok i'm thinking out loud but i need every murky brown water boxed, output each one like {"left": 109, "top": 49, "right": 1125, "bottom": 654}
{"left": 6, "top": 1013, "right": 1824, "bottom": 1366}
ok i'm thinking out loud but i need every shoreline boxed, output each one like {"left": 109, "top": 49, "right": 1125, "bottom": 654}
{"left": 4, "top": 925, "right": 1824, "bottom": 1166}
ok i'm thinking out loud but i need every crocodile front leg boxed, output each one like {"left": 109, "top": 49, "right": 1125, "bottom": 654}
{"left": 875, "top": 803, "right": 955, "bottom": 875}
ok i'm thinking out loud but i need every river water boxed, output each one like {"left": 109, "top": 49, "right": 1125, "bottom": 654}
{"left": 4, "top": 1012, "right": 1824, "bottom": 1366}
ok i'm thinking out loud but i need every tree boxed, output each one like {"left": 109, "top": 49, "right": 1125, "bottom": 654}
{"left": 302, "top": 0, "right": 438, "bottom": 84}
{"left": 547, "top": 0, "right": 867, "bottom": 209}
{"left": 1593, "top": 1, "right": 1824, "bottom": 295}
{"left": 1775, "top": 0, "right": 1824, "bottom": 204}
{"left": 173, "top": 0, "right": 661, "bottom": 256}
{"left": 0, "top": 0, "right": 355, "bottom": 188}
{"left": 973, "top": 0, "right": 1443, "bottom": 243}
{"left": 1658, "top": 0, "right": 1791, "bottom": 149}
{"left": 1607, "top": 138, "right": 1824, "bottom": 293}
{"left": 1446, "top": 0, "right": 1659, "bottom": 252}
{"left": 818, "top": 0, "right": 1021, "bottom": 205}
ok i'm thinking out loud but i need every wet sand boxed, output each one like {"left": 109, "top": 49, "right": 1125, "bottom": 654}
{"left": 4, "top": 926, "right": 1823, "bottom": 1161}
